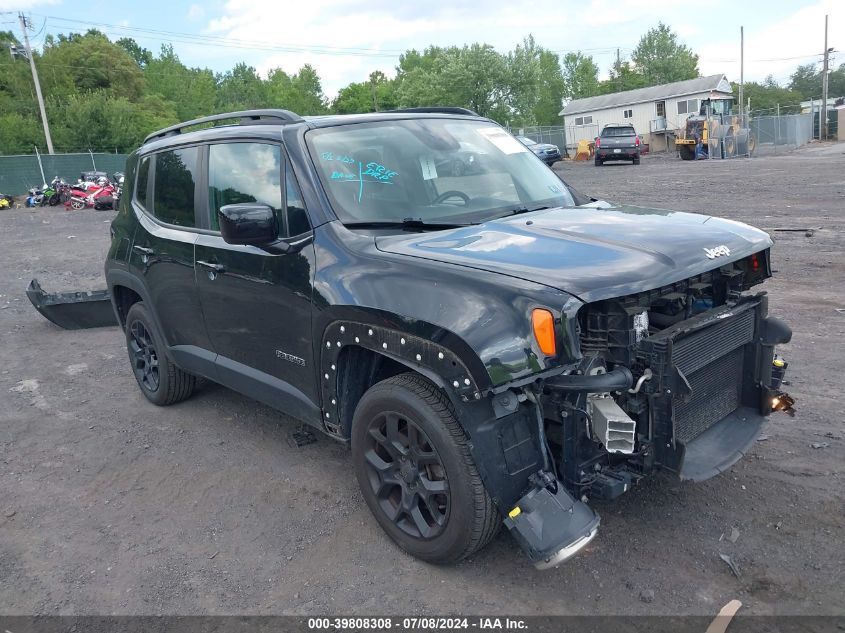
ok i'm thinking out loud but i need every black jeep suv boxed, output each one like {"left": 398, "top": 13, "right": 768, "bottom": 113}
{"left": 105, "top": 108, "right": 791, "bottom": 569}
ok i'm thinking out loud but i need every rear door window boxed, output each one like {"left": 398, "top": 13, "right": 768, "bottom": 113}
{"left": 152, "top": 147, "right": 199, "bottom": 227}
{"left": 208, "top": 143, "right": 283, "bottom": 232}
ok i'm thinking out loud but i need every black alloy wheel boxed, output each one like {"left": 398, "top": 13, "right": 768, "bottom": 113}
{"left": 362, "top": 410, "right": 450, "bottom": 540}
{"left": 123, "top": 302, "right": 196, "bottom": 406}
{"left": 129, "top": 320, "right": 160, "bottom": 393}
{"left": 351, "top": 373, "right": 499, "bottom": 564}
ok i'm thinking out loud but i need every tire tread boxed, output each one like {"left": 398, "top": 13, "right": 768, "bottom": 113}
{"left": 125, "top": 302, "right": 195, "bottom": 406}
{"left": 382, "top": 373, "right": 499, "bottom": 561}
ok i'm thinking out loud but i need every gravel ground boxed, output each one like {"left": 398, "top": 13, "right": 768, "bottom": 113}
{"left": 1, "top": 143, "right": 843, "bottom": 617}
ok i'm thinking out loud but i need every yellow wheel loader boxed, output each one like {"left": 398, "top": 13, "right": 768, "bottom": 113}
{"left": 676, "top": 98, "right": 756, "bottom": 160}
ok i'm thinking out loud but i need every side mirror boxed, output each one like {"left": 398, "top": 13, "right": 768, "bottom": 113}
{"left": 218, "top": 203, "right": 278, "bottom": 246}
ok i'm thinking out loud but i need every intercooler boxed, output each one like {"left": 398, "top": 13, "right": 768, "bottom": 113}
{"left": 640, "top": 304, "right": 758, "bottom": 444}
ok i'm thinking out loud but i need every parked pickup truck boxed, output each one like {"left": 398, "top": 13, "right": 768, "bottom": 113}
{"left": 97, "top": 107, "right": 792, "bottom": 570}
{"left": 595, "top": 124, "right": 641, "bottom": 166}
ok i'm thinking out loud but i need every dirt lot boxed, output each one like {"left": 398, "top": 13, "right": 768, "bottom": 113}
{"left": 1, "top": 144, "right": 843, "bottom": 617}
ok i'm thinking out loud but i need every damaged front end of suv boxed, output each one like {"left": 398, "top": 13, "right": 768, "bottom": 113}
{"left": 468, "top": 248, "right": 792, "bottom": 568}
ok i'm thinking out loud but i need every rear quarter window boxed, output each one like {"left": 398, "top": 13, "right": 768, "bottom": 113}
{"left": 136, "top": 156, "right": 150, "bottom": 208}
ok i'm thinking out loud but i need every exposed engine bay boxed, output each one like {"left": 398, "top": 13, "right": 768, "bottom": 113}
{"left": 498, "top": 250, "right": 793, "bottom": 568}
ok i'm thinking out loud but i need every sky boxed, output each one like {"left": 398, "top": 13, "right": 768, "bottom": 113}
{"left": 1, "top": 0, "right": 841, "bottom": 99}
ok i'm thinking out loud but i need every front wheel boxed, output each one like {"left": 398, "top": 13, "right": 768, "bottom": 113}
{"left": 352, "top": 373, "right": 499, "bottom": 564}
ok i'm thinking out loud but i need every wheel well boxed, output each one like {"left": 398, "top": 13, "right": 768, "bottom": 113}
{"left": 335, "top": 346, "right": 412, "bottom": 439}
{"left": 112, "top": 285, "right": 142, "bottom": 328}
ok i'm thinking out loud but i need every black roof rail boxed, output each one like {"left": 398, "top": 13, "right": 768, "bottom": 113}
{"left": 143, "top": 109, "right": 303, "bottom": 144}
{"left": 387, "top": 107, "right": 480, "bottom": 117}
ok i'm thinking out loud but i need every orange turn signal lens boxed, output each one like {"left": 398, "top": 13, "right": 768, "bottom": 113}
{"left": 532, "top": 308, "right": 557, "bottom": 356}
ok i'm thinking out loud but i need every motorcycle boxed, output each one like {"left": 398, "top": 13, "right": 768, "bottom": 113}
{"left": 67, "top": 179, "right": 117, "bottom": 211}
{"left": 26, "top": 186, "right": 45, "bottom": 208}
{"left": 40, "top": 177, "right": 69, "bottom": 207}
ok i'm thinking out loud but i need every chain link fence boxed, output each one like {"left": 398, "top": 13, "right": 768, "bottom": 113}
{"left": 512, "top": 126, "right": 569, "bottom": 157}
{"left": 0, "top": 152, "right": 129, "bottom": 196}
{"left": 750, "top": 113, "right": 813, "bottom": 156}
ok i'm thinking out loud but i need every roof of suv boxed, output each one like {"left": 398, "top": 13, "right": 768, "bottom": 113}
{"left": 142, "top": 107, "right": 483, "bottom": 147}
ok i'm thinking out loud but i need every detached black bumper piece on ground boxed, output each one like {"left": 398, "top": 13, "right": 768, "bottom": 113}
{"left": 26, "top": 278, "right": 117, "bottom": 330}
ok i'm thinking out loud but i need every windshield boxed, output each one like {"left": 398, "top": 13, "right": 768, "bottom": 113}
{"left": 305, "top": 118, "right": 575, "bottom": 225}
{"left": 601, "top": 126, "right": 636, "bottom": 137}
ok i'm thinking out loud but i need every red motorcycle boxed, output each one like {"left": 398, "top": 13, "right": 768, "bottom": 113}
{"left": 66, "top": 177, "right": 116, "bottom": 211}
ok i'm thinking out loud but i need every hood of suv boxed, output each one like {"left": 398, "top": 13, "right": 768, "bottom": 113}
{"left": 374, "top": 205, "right": 772, "bottom": 302}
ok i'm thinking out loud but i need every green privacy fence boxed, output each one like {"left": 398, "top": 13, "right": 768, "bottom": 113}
{"left": 0, "top": 152, "right": 129, "bottom": 195}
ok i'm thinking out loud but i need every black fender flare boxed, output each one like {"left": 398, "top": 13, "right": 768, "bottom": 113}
{"left": 319, "top": 319, "right": 490, "bottom": 434}
{"left": 105, "top": 269, "right": 173, "bottom": 354}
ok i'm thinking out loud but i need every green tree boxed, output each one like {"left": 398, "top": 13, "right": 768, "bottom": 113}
{"left": 116, "top": 37, "right": 153, "bottom": 68}
{"left": 0, "top": 112, "right": 44, "bottom": 154}
{"left": 145, "top": 44, "right": 215, "bottom": 120}
{"left": 507, "top": 35, "right": 542, "bottom": 125}
{"left": 266, "top": 64, "right": 329, "bottom": 114}
{"left": 734, "top": 77, "right": 803, "bottom": 114}
{"left": 533, "top": 50, "right": 566, "bottom": 124}
{"left": 38, "top": 30, "right": 146, "bottom": 101}
{"left": 561, "top": 52, "right": 599, "bottom": 99}
{"left": 631, "top": 22, "right": 699, "bottom": 85}
{"left": 49, "top": 91, "right": 176, "bottom": 152}
{"left": 397, "top": 44, "right": 510, "bottom": 120}
{"left": 597, "top": 59, "right": 648, "bottom": 94}
{"left": 216, "top": 63, "right": 266, "bottom": 110}
{"left": 789, "top": 62, "right": 845, "bottom": 100}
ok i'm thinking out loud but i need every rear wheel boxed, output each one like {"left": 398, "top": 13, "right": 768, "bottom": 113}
{"left": 679, "top": 144, "right": 695, "bottom": 160}
{"left": 125, "top": 302, "right": 195, "bottom": 406}
{"left": 352, "top": 373, "right": 499, "bottom": 564}
{"left": 632, "top": 155, "right": 641, "bottom": 165}
{"left": 594, "top": 157, "right": 603, "bottom": 166}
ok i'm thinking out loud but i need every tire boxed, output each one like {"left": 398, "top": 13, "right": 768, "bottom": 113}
{"left": 351, "top": 373, "right": 499, "bottom": 564}
{"left": 679, "top": 145, "right": 695, "bottom": 161}
{"left": 594, "top": 157, "right": 602, "bottom": 166}
{"left": 70, "top": 199, "right": 85, "bottom": 210}
{"left": 124, "top": 302, "right": 195, "bottom": 406}
{"left": 633, "top": 155, "right": 640, "bottom": 165}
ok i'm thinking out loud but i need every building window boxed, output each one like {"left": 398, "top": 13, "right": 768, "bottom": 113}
{"left": 656, "top": 101, "right": 666, "bottom": 118}
{"left": 677, "top": 99, "right": 699, "bottom": 115}
{"left": 623, "top": 109, "right": 633, "bottom": 118}
{"left": 574, "top": 115, "right": 593, "bottom": 126}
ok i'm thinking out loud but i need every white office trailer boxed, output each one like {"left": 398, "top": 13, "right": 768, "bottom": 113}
{"left": 560, "top": 75, "right": 733, "bottom": 153}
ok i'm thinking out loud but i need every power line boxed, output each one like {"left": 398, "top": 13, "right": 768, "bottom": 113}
{"left": 33, "top": 13, "right": 634, "bottom": 59}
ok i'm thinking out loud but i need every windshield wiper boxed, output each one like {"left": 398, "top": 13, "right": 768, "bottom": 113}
{"left": 488, "top": 204, "right": 554, "bottom": 220}
{"left": 343, "top": 218, "right": 476, "bottom": 230}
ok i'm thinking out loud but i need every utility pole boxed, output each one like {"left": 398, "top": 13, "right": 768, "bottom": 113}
{"left": 370, "top": 78, "right": 378, "bottom": 112}
{"left": 616, "top": 48, "right": 621, "bottom": 91}
{"left": 739, "top": 26, "right": 744, "bottom": 117}
{"left": 18, "top": 13, "right": 54, "bottom": 154}
{"left": 821, "top": 14, "right": 829, "bottom": 141}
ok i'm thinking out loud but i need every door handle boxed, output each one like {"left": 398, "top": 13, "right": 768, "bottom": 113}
{"left": 133, "top": 246, "right": 155, "bottom": 255}
{"left": 196, "top": 260, "right": 226, "bottom": 273}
